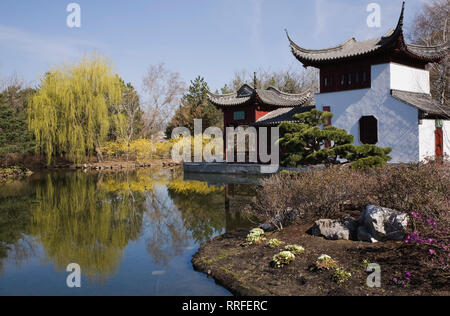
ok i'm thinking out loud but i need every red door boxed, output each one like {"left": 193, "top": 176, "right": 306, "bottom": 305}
{"left": 323, "top": 106, "right": 331, "bottom": 148}
{"left": 435, "top": 127, "right": 443, "bottom": 160}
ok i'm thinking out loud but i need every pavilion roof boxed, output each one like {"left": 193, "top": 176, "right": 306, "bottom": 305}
{"left": 252, "top": 106, "right": 315, "bottom": 127}
{"left": 391, "top": 90, "right": 450, "bottom": 118}
{"left": 286, "top": 2, "right": 448, "bottom": 67}
{"left": 207, "top": 84, "right": 312, "bottom": 108}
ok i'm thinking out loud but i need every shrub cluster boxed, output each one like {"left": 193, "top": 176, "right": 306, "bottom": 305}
{"left": 249, "top": 162, "right": 449, "bottom": 228}
{"left": 102, "top": 139, "right": 173, "bottom": 162}
{"left": 0, "top": 166, "right": 32, "bottom": 183}
{"left": 248, "top": 161, "right": 449, "bottom": 272}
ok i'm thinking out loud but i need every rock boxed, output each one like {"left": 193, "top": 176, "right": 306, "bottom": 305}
{"left": 311, "top": 218, "right": 357, "bottom": 241}
{"left": 259, "top": 223, "right": 277, "bottom": 232}
{"left": 357, "top": 226, "right": 378, "bottom": 243}
{"left": 358, "top": 205, "right": 408, "bottom": 242}
{"left": 342, "top": 214, "right": 359, "bottom": 240}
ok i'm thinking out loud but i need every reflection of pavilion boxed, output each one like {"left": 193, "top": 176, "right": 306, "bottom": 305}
{"left": 184, "top": 172, "right": 264, "bottom": 231}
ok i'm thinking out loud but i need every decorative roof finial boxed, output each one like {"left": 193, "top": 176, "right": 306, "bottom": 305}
{"left": 396, "top": 2, "right": 406, "bottom": 32}
{"left": 254, "top": 72, "right": 257, "bottom": 89}
{"left": 284, "top": 29, "right": 292, "bottom": 42}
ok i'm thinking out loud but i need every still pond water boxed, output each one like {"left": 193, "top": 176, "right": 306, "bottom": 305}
{"left": 0, "top": 168, "right": 260, "bottom": 296}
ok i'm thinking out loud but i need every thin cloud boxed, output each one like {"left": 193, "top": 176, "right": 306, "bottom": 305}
{"left": 0, "top": 25, "right": 104, "bottom": 63}
{"left": 250, "top": 0, "right": 265, "bottom": 63}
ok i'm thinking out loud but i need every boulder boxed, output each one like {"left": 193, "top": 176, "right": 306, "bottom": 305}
{"left": 358, "top": 205, "right": 408, "bottom": 242}
{"left": 311, "top": 216, "right": 358, "bottom": 241}
{"left": 357, "top": 226, "right": 378, "bottom": 243}
{"left": 259, "top": 223, "right": 277, "bottom": 232}
{"left": 342, "top": 214, "right": 359, "bottom": 240}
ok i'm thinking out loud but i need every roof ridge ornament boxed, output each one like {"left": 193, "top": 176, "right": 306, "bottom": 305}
{"left": 286, "top": 1, "right": 446, "bottom": 67}
{"left": 389, "top": 1, "right": 405, "bottom": 40}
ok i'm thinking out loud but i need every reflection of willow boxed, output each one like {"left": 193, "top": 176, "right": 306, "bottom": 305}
{"left": 29, "top": 172, "right": 146, "bottom": 283}
{"left": 167, "top": 180, "right": 226, "bottom": 244}
{"left": 0, "top": 183, "right": 36, "bottom": 274}
{"left": 143, "top": 185, "right": 191, "bottom": 266}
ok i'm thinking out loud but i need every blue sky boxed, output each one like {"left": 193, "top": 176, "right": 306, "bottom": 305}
{"left": 0, "top": 0, "right": 429, "bottom": 94}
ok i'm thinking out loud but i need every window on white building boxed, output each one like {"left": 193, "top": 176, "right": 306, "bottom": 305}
{"left": 359, "top": 116, "right": 378, "bottom": 144}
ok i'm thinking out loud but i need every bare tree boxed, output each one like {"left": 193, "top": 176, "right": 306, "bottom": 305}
{"left": 227, "top": 65, "right": 318, "bottom": 94}
{"left": 142, "top": 63, "right": 186, "bottom": 138}
{"left": 409, "top": 0, "right": 449, "bottom": 107}
{"left": 0, "top": 72, "right": 27, "bottom": 110}
{"left": 114, "top": 82, "right": 143, "bottom": 160}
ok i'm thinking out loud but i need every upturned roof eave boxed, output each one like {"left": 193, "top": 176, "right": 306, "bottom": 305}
{"left": 286, "top": 2, "right": 448, "bottom": 67}
{"left": 207, "top": 87, "right": 312, "bottom": 108}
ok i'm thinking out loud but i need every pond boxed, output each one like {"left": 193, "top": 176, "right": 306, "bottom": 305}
{"left": 0, "top": 168, "right": 260, "bottom": 296}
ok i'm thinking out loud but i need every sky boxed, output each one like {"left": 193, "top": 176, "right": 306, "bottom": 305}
{"left": 0, "top": 0, "right": 431, "bottom": 95}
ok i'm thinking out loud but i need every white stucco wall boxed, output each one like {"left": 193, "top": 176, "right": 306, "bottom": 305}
{"left": 390, "top": 63, "right": 430, "bottom": 94}
{"left": 444, "top": 121, "right": 450, "bottom": 160}
{"left": 316, "top": 63, "right": 421, "bottom": 163}
{"left": 419, "top": 119, "right": 436, "bottom": 161}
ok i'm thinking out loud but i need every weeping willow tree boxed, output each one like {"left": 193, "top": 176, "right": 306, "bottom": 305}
{"left": 28, "top": 54, "right": 123, "bottom": 164}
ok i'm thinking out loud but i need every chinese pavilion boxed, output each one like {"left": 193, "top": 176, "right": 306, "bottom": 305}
{"left": 208, "top": 2, "right": 449, "bottom": 165}
{"left": 207, "top": 79, "right": 313, "bottom": 162}
{"left": 286, "top": 2, "right": 449, "bottom": 163}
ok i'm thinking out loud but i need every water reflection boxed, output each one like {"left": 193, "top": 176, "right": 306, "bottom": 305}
{"left": 0, "top": 183, "right": 36, "bottom": 274}
{"left": 29, "top": 172, "right": 146, "bottom": 282}
{"left": 0, "top": 168, "right": 256, "bottom": 294}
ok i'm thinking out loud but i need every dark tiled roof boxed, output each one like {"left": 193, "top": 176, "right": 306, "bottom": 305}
{"left": 391, "top": 90, "right": 450, "bottom": 118}
{"left": 405, "top": 43, "right": 449, "bottom": 60}
{"left": 287, "top": 2, "right": 448, "bottom": 66}
{"left": 253, "top": 106, "right": 315, "bottom": 127}
{"left": 207, "top": 85, "right": 312, "bottom": 108}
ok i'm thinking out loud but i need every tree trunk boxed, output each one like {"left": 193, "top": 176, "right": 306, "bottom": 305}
{"left": 95, "top": 141, "right": 103, "bottom": 162}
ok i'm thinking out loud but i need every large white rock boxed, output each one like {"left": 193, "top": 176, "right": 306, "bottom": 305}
{"left": 358, "top": 205, "right": 408, "bottom": 242}
{"left": 311, "top": 217, "right": 358, "bottom": 241}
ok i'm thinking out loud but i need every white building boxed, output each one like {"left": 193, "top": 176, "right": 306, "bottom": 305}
{"left": 287, "top": 2, "right": 449, "bottom": 163}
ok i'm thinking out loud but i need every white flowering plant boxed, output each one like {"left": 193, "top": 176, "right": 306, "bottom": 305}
{"left": 267, "top": 239, "right": 284, "bottom": 248}
{"left": 333, "top": 268, "right": 352, "bottom": 285}
{"left": 285, "top": 245, "right": 305, "bottom": 255}
{"left": 246, "top": 228, "right": 265, "bottom": 244}
{"left": 315, "top": 254, "right": 338, "bottom": 270}
{"left": 272, "top": 251, "right": 295, "bottom": 268}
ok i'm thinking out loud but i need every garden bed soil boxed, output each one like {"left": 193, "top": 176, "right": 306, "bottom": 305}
{"left": 192, "top": 222, "right": 449, "bottom": 296}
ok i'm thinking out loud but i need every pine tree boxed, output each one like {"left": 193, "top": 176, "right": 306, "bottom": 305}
{"left": 279, "top": 109, "right": 392, "bottom": 169}
{"left": 166, "top": 76, "right": 223, "bottom": 137}
{"left": 0, "top": 88, "right": 35, "bottom": 155}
